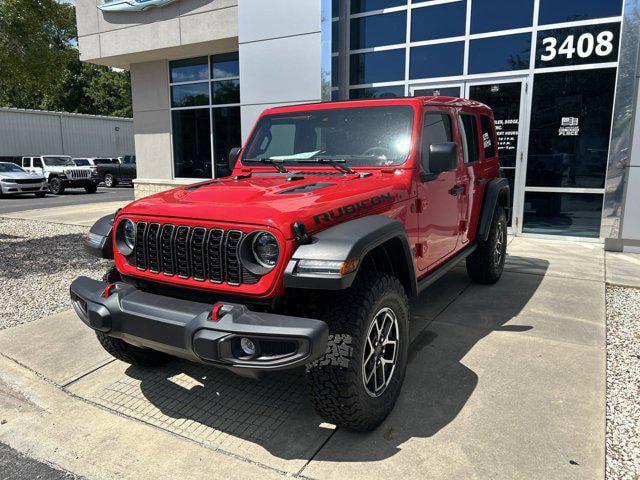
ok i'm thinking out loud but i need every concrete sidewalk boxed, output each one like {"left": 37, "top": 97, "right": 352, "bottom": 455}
{"left": 0, "top": 237, "right": 607, "bottom": 479}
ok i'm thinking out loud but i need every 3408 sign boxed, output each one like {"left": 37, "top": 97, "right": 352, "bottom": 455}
{"left": 536, "top": 23, "right": 620, "bottom": 68}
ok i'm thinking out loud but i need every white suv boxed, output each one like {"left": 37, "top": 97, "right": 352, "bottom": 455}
{"left": 22, "top": 155, "right": 99, "bottom": 195}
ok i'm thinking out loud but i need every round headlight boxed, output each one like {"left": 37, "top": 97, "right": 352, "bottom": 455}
{"left": 116, "top": 218, "right": 136, "bottom": 256}
{"left": 251, "top": 232, "right": 279, "bottom": 269}
{"left": 123, "top": 219, "right": 136, "bottom": 250}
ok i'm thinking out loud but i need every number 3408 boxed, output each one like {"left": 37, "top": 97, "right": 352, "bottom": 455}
{"left": 541, "top": 31, "right": 614, "bottom": 61}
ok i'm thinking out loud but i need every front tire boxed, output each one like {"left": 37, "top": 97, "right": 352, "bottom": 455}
{"left": 48, "top": 177, "right": 65, "bottom": 195}
{"left": 96, "top": 331, "right": 170, "bottom": 367}
{"left": 466, "top": 205, "right": 507, "bottom": 284}
{"left": 305, "top": 274, "right": 410, "bottom": 432}
{"left": 104, "top": 174, "right": 117, "bottom": 188}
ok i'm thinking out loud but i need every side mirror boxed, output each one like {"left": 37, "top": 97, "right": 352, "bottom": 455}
{"left": 228, "top": 147, "right": 241, "bottom": 172}
{"left": 423, "top": 142, "right": 458, "bottom": 181}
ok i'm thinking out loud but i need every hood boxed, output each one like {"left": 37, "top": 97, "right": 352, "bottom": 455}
{"left": 120, "top": 170, "right": 411, "bottom": 236}
{"left": 0, "top": 171, "right": 44, "bottom": 180}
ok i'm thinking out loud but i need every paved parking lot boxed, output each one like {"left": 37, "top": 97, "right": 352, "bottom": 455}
{"left": 0, "top": 186, "right": 133, "bottom": 215}
{"left": 0, "top": 230, "right": 611, "bottom": 479}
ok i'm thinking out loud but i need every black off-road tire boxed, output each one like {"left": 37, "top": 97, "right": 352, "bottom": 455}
{"left": 305, "top": 274, "right": 410, "bottom": 432}
{"left": 85, "top": 182, "right": 99, "bottom": 194}
{"left": 96, "top": 331, "right": 170, "bottom": 367}
{"left": 48, "top": 177, "right": 65, "bottom": 195}
{"left": 466, "top": 205, "right": 507, "bottom": 284}
{"left": 104, "top": 174, "right": 117, "bottom": 188}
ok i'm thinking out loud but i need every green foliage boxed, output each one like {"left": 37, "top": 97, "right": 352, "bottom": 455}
{"left": 0, "top": 0, "right": 132, "bottom": 117}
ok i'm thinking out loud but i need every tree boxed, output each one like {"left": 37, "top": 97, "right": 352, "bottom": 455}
{"left": 0, "top": 0, "right": 132, "bottom": 117}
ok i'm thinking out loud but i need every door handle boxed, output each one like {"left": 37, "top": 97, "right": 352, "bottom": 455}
{"left": 450, "top": 184, "right": 465, "bottom": 196}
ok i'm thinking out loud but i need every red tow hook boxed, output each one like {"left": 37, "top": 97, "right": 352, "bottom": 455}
{"left": 210, "top": 303, "right": 225, "bottom": 322}
{"left": 101, "top": 283, "right": 117, "bottom": 298}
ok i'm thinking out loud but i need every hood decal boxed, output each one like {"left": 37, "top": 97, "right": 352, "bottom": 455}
{"left": 313, "top": 192, "right": 394, "bottom": 225}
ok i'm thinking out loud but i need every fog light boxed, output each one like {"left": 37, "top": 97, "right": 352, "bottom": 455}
{"left": 240, "top": 337, "right": 256, "bottom": 356}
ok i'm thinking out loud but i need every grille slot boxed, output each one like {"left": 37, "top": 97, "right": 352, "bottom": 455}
{"left": 146, "top": 223, "right": 161, "bottom": 273}
{"left": 175, "top": 226, "right": 191, "bottom": 278}
{"left": 160, "top": 224, "right": 175, "bottom": 276}
{"left": 207, "top": 229, "right": 224, "bottom": 283}
{"left": 225, "top": 230, "right": 243, "bottom": 285}
{"left": 132, "top": 223, "right": 259, "bottom": 286}
{"left": 135, "top": 222, "right": 147, "bottom": 270}
{"left": 190, "top": 227, "right": 207, "bottom": 281}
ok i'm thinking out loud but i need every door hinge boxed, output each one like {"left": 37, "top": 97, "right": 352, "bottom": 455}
{"left": 459, "top": 220, "right": 467, "bottom": 232}
{"left": 525, "top": 82, "right": 528, "bottom": 93}
{"left": 415, "top": 198, "right": 424, "bottom": 213}
{"left": 515, "top": 217, "right": 519, "bottom": 227}
{"left": 414, "top": 242, "right": 426, "bottom": 258}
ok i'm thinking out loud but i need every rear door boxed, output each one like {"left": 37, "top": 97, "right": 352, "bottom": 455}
{"left": 417, "top": 108, "right": 463, "bottom": 270}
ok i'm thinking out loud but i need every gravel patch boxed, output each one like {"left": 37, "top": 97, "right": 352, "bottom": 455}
{"left": 606, "top": 286, "right": 640, "bottom": 480}
{"left": 0, "top": 217, "right": 110, "bottom": 330}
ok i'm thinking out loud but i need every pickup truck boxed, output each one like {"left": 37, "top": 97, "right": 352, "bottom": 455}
{"left": 71, "top": 97, "right": 509, "bottom": 432}
{"left": 95, "top": 156, "right": 136, "bottom": 187}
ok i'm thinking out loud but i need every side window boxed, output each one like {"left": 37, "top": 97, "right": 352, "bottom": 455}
{"left": 22, "top": 158, "right": 30, "bottom": 168}
{"left": 422, "top": 112, "right": 453, "bottom": 172}
{"left": 459, "top": 113, "right": 480, "bottom": 164}
{"left": 480, "top": 115, "right": 496, "bottom": 159}
{"left": 33, "top": 157, "right": 43, "bottom": 168}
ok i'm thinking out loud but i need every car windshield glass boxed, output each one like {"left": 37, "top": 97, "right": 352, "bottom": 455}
{"left": 44, "top": 156, "right": 75, "bottom": 166}
{"left": 242, "top": 106, "right": 414, "bottom": 167}
{"left": 74, "top": 159, "right": 90, "bottom": 166}
{"left": 0, "top": 163, "right": 24, "bottom": 173}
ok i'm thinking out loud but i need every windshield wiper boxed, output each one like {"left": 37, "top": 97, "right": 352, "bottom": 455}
{"left": 293, "top": 157, "right": 357, "bottom": 175}
{"left": 258, "top": 157, "right": 289, "bottom": 173}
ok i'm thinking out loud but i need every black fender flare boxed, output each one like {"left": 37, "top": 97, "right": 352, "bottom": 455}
{"left": 283, "top": 215, "right": 417, "bottom": 296}
{"left": 478, "top": 177, "right": 510, "bottom": 242}
{"left": 85, "top": 213, "right": 115, "bottom": 259}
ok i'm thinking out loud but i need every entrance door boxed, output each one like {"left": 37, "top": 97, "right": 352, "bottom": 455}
{"left": 411, "top": 78, "right": 529, "bottom": 231}
{"left": 467, "top": 79, "right": 528, "bottom": 230}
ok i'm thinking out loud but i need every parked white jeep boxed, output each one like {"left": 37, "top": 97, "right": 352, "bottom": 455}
{"left": 21, "top": 155, "right": 99, "bottom": 195}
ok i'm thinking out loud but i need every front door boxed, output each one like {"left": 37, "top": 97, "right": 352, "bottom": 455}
{"left": 417, "top": 108, "right": 463, "bottom": 271}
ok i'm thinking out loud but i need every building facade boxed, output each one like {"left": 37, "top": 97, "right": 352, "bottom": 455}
{"left": 0, "top": 108, "right": 134, "bottom": 159}
{"left": 76, "top": 0, "right": 640, "bottom": 251}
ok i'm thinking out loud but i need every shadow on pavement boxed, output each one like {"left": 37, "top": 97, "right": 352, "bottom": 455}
{"left": 122, "top": 257, "right": 548, "bottom": 462}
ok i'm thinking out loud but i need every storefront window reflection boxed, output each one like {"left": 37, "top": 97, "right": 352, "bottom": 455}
{"left": 526, "top": 68, "right": 616, "bottom": 189}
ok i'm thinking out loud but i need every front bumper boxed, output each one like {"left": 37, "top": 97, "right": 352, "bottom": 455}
{"left": 61, "top": 178, "right": 97, "bottom": 187}
{"left": 70, "top": 277, "right": 328, "bottom": 373}
{"left": 0, "top": 182, "right": 47, "bottom": 194}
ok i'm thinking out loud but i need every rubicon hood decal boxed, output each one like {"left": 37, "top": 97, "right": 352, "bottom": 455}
{"left": 313, "top": 193, "right": 395, "bottom": 225}
{"left": 97, "top": 0, "right": 178, "bottom": 12}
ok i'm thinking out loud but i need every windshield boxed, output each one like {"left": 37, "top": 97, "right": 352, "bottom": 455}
{"left": 74, "top": 159, "right": 90, "bottom": 166}
{"left": 0, "top": 163, "right": 24, "bottom": 173}
{"left": 43, "top": 156, "right": 75, "bottom": 166}
{"left": 242, "top": 106, "right": 414, "bottom": 167}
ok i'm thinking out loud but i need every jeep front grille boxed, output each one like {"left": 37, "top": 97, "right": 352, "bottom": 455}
{"left": 69, "top": 170, "right": 90, "bottom": 179}
{"left": 133, "top": 222, "right": 259, "bottom": 285}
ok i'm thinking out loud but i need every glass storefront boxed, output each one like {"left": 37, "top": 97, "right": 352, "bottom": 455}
{"left": 169, "top": 54, "right": 241, "bottom": 179}
{"left": 331, "top": 0, "right": 624, "bottom": 238}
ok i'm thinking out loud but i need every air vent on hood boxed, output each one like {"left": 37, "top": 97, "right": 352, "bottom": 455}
{"left": 278, "top": 182, "right": 334, "bottom": 194}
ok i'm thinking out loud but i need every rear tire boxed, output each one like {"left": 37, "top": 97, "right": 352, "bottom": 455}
{"left": 305, "top": 274, "right": 410, "bottom": 432}
{"left": 466, "top": 205, "right": 507, "bottom": 284}
{"left": 48, "top": 177, "right": 64, "bottom": 195}
{"left": 104, "top": 174, "right": 117, "bottom": 188}
{"left": 85, "top": 182, "right": 98, "bottom": 194}
{"left": 96, "top": 331, "right": 170, "bottom": 367}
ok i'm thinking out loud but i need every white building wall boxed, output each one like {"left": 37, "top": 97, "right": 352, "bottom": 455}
{"left": 238, "top": 0, "right": 323, "bottom": 141}
{"left": 0, "top": 108, "right": 134, "bottom": 158}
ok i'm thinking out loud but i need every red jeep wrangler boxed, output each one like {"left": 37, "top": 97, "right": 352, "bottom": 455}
{"left": 71, "top": 97, "right": 509, "bottom": 431}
